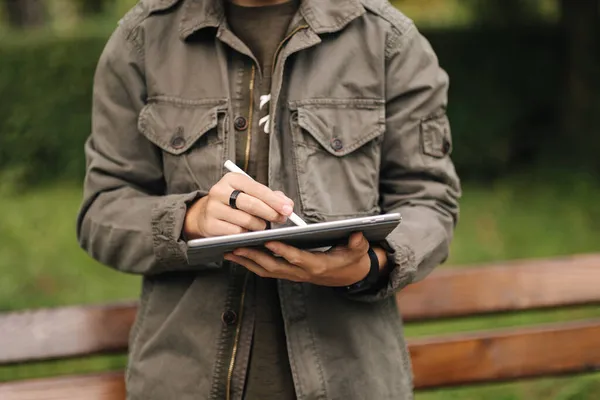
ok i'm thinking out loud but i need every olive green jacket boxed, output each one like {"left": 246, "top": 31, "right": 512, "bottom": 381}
{"left": 77, "top": 0, "right": 461, "bottom": 399}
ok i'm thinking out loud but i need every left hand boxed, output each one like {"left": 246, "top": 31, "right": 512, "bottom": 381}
{"left": 224, "top": 232, "right": 384, "bottom": 287}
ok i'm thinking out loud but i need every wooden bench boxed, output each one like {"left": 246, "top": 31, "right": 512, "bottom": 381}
{"left": 1, "top": 254, "right": 599, "bottom": 399}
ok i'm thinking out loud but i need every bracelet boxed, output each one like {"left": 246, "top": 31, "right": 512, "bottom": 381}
{"left": 342, "top": 246, "right": 380, "bottom": 295}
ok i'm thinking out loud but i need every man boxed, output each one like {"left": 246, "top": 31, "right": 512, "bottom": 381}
{"left": 77, "top": 0, "right": 460, "bottom": 399}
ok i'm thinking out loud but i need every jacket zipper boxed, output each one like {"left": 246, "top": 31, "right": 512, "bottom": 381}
{"left": 225, "top": 272, "right": 250, "bottom": 400}
{"left": 243, "top": 65, "right": 256, "bottom": 172}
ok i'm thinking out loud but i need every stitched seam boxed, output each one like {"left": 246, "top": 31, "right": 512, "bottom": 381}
{"left": 147, "top": 96, "right": 228, "bottom": 107}
{"left": 233, "top": 293, "right": 253, "bottom": 400}
{"left": 313, "top": 9, "right": 365, "bottom": 32}
{"left": 302, "top": 207, "right": 381, "bottom": 221}
{"left": 361, "top": 0, "right": 413, "bottom": 34}
{"left": 297, "top": 110, "right": 385, "bottom": 156}
{"left": 283, "top": 284, "right": 305, "bottom": 398}
{"left": 290, "top": 98, "right": 384, "bottom": 108}
{"left": 220, "top": 113, "right": 230, "bottom": 178}
{"left": 209, "top": 269, "right": 237, "bottom": 399}
{"left": 290, "top": 115, "right": 310, "bottom": 220}
{"left": 151, "top": 196, "right": 189, "bottom": 268}
{"left": 298, "top": 0, "right": 365, "bottom": 33}
{"left": 294, "top": 126, "right": 383, "bottom": 156}
{"left": 303, "top": 286, "right": 328, "bottom": 400}
{"left": 385, "top": 23, "right": 416, "bottom": 60}
{"left": 125, "top": 279, "right": 155, "bottom": 384}
{"left": 183, "top": 153, "right": 204, "bottom": 189}
{"left": 421, "top": 115, "right": 450, "bottom": 158}
{"left": 138, "top": 103, "right": 225, "bottom": 154}
{"left": 386, "top": 297, "right": 411, "bottom": 393}
{"left": 179, "top": 0, "right": 224, "bottom": 38}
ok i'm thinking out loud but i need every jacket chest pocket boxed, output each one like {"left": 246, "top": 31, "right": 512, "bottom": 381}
{"left": 138, "top": 97, "right": 229, "bottom": 194}
{"left": 289, "top": 99, "right": 385, "bottom": 221}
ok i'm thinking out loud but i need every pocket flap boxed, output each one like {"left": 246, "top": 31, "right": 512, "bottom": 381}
{"left": 138, "top": 97, "right": 228, "bottom": 155}
{"left": 290, "top": 99, "right": 385, "bottom": 156}
{"left": 421, "top": 113, "right": 452, "bottom": 158}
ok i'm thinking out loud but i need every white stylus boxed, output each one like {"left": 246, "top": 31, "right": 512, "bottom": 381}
{"left": 224, "top": 160, "right": 308, "bottom": 226}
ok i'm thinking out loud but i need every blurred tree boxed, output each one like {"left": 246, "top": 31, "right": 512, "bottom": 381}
{"left": 466, "top": 0, "right": 549, "bottom": 25}
{"left": 560, "top": 0, "right": 599, "bottom": 166}
{"left": 73, "top": 0, "right": 111, "bottom": 16}
{"left": 2, "top": 0, "right": 46, "bottom": 28}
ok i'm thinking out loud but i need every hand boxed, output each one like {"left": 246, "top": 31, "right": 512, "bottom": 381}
{"left": 224, "top": 232, "right": 387, "bottom": 287}
{"left": 184, "top": 172, "right": 294, "bottom": 239}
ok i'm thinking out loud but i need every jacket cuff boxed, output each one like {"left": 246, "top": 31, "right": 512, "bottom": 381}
{"left": 151, "top": 191, "right": 204, "bottom": 269}
{"left": 344, "top": 238, "right": 416, "bottom": 303}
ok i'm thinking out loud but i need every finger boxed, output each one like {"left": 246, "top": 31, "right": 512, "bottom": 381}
{"left": 202, "top": 218, "right": 248, "bottom": 237}
{"left": 348, "top": 232, "right": 369, "bottom": 252}
{"left": 225, "top": 173, "right": 294, "bottom": 216}
{"left": 235, "top": 192, "right": 288, "bottom": 223}
{"left": 227, "top": 252, "right": 308, "bottom": 282}
{"left": 264, "top": 241, "right": 320, "bottom": 269}
{"left": 329, "top": 232, "right": 367, "bottom": 254}
{"left": 209, "top": 200, "right": 268, "bottom": 231}
{"left": 225, "top": 254, "right": 274, "bottom": 279}
{"left": 211, "top": 184, "right": 286, "bottom": 223}
{"left": 317, "top": 233, "right": 368, "bottom": 268}
{"left": 234, "top": 248, "right": 308, "bottom": 278}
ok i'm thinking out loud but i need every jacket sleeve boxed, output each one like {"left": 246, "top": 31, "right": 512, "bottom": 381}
{"left": 77, "top": 27, "right": 209, "bottom": 276}
{"left": 349, "top": 24, "right": 461, "bottom": 302}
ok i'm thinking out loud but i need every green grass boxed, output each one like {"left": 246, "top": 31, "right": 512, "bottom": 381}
{"left": 0, "top": 176, "right": 599, "bottom": 398}
{"left": 0, "top": 182, "right": 139, "bottom": 311}
{"left": 418, "top": 373, "right": 600, "bottom": 400}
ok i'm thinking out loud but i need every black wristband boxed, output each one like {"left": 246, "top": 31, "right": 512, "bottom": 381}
{"left": 341, "top": 246, "right": 380, "bottom": 295}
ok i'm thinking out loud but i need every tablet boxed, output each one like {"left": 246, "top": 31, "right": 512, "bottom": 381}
{"left": 186, "top": 213, "right": 401, "bottom": 264}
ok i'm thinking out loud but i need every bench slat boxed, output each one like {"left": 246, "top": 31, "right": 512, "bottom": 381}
{"left": 1, "top": 254, "right": 599, "bottom": 365}
{"left": 410, "top": 319, "right": 600, "bottom": 388}
{"left": 398, "top": 254, "right": 600, "bottom": 321}
{"left": 0, "top": 302, "right": 135, "bottom": 365}
{"left": 1, "top": 320, "right": 599, "bottom": 397}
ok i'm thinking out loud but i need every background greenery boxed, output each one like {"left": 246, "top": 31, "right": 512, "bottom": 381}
{"left": 0, "top": 0, "right": 599, "bottom": 399}
{"left": 0, "top": 27, "right": 578, "bottom": 184}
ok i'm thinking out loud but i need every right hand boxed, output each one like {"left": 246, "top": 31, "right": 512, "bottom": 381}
{"left": 183, "top": 172, "right": 294, "bottom": 239}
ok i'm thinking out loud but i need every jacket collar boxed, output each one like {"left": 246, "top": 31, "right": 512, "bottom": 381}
{"left": 179, "top": 0, "right": 365, "bottom": 39}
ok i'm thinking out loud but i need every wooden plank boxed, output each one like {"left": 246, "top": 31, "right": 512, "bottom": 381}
{"left": 1, "top": 320, "right": 599, "bottom": 395}
{"left": 0, "top": 302, "right": 136, "bottom": 365}
{"left": 1, "top": 254, "right": 599, "bottom": 365}
{"left": 0, "top": 372, "right": 125, "bottom": 400}
{"left": 398, "top": 253, "right": 600, "bottom": 321}
{"left": 409, "top": 319, "right": 600, "bottom": 388}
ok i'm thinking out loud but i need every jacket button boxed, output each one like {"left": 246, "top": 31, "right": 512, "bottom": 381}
{"left": 171, "top": 135, "right": 186, "bottom": 150}
{"left": 234, "top": 116, "right": 248, "bottom": 131}
{"left": 221, "top": 310, "right": 237, "bottom": 326}
{"left": 330, "top": 137, "right": 343, "bottom": 152}
{"left": 442, "top": 138, "right": 451, "bottom": 155}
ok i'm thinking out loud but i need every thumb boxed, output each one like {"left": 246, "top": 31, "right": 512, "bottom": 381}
{"left": 348, "top": 232, "right": 366, "bottom": 250}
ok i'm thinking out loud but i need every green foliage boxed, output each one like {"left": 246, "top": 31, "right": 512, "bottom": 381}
{"left": 426, "top": 28, "right": 564, "bottom": 179}
{"left": 0, "top": 26, "right": 598, "bottom": 184}
{"left": 463, "top": 0, "right": 560, "bottom": 26}
{"left": 392, "top": 0, "right": 559, "bottom": 27}
{"left": 0, "top": 34, "right": 105, "bottom": 184}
